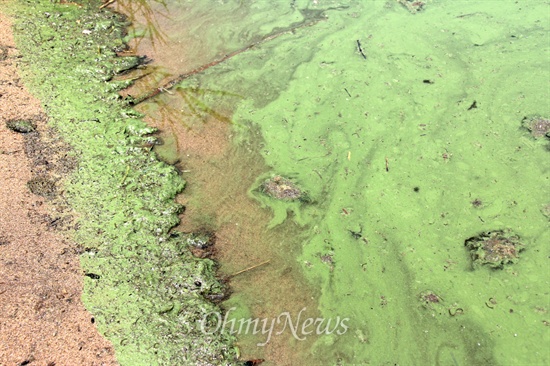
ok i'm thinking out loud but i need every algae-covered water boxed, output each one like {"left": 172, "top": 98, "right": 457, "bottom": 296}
{"left": 118, "top": 0, "right": 549, "bottom": 364}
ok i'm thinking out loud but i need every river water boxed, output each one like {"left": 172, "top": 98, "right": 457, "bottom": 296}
{"left": 113, "top": 1, "right": 549, "bottom": 364}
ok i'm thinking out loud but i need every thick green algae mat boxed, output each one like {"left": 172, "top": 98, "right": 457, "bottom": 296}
{"left": 228, "top": 1, "right": 550, "bottom": 365}
{"left": 115, "top": 0, "right": 550, "bottom": 365}
{"left": 7, "top": 1, "right": 238, "bottom": 364}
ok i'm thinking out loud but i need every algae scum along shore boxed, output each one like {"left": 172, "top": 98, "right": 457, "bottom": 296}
{"left": 7, "top": 1, "right": 237, "bottom": 365}
{"left": 5, "top": 0, "right": 550, "bottom": 365}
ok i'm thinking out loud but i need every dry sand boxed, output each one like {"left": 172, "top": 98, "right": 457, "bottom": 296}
{"left": 0, "top": 11, "right": 118, "bottom": 366}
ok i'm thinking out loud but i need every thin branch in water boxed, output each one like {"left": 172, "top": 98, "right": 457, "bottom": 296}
{"left": 129, "top": 7, "right": 338, "bottom": 105}
{"left": 228, "top": 260, "right": 271, "bottom": 279}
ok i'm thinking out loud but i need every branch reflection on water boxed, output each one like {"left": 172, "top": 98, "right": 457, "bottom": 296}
{"left": 113, "top": 0, "right": 170, "bottom": 50}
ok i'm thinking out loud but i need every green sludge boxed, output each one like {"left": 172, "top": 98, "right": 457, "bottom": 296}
{"left": 9, "top": 1, "right": 237, "bottom": 364}
{"left": 221, "top": 0, "right": 549, "bottom": 365}
{"left": 108, "top": 0, "right": 548, "bottom": 364}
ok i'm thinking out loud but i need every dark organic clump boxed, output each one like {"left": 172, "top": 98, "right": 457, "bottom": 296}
{"left": 186, "top": 231, "right": 215, "bottom": 249}
{"left": 419, "top": 290, "right": 443, "bottom": 310}
{"left": 186, "top": 231, "right": 216, "bottom": 258}
{"left": 465, "top": 230, "right": 525, "bottom": 269}
{"left": 471, "top": 198, "right": 483, "bottom": 208}
{"left": 397, "top": 0, "right": 426, "bottom": 14}
{"left": 27, "top": 176, "right": 57, "bottom": 199}
{"left": 260, "top": 175, "right": 309, "bottom": 202}
{"left": 0, "top": 45, "right": 8, "bottom": 61}
{"left": 420, "top": 290, "right": 441, "bottom": 304}
{"left": 522, "top": 116, "right": 550, "bottom": 138}
{"left": 6, "top": 118, "right": 36, "bottom": 133}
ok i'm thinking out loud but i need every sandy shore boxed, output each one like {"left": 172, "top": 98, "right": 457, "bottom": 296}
{"left": 0, "top": 11, "right": 118, "bottom": 366}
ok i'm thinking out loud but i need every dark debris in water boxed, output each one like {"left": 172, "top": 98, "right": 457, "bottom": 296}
{"left": 185, "top": 231, "right": 217, "bottom": 258}
{"left": 27, "top": 176, "right": 57, "bottom": 199}
{"left": 260, "top": 175, "right": 309, "bottom": 202}
{"left": 186, "top": 231, "right": 215, "bottom": 249}
{"left": 0, "top": 44, "right": 8, "bottom": 61}
{"left": 522, "top": 115, "right": 550, "bottom": 139}
{"left": 464, "top": 230, "right": 525, "bottom": 269}
{"left": 420, "top": 290, "right": 441, "bottom": 305}
{"left": 419, "top": 290, "right": 445, "bottom": 312}
{"left": 397, "top": 0, "right": 426, "bottom": 14}
{"left": 6, "top": 119, "right": 36, "bottom": 133}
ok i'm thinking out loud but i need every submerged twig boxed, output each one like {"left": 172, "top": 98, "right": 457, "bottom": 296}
{"left": 130, "top": 8, "right": 342, "bottom": 105}
{"left": 228, "top": 260, "right": 270, "bottom": 279}
{"left": 99, "top": 0, "right": 115, "bottom": 9}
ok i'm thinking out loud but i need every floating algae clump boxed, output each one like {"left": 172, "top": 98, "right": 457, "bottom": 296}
{"left": 464, "top": 230, "right": 525, "bottom": 269}
{"left": 260, "top": 175, "right": 309, "bottom": 202}
{"left": 522, "top": 115, "right": 550, "bottom": 139}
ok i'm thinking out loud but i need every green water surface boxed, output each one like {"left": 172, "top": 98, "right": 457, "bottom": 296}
{"left": 122, "top": 0, "right": 549, "bottom": 365}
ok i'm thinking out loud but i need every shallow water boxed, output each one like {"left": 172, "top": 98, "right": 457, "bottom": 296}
{"left": 116, "top": 0, "right": 549, "bottom": 364}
